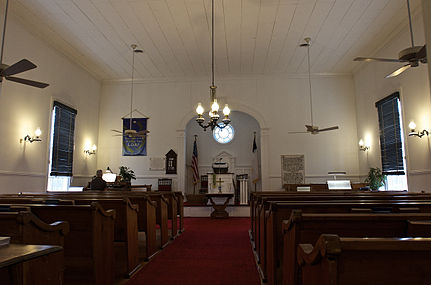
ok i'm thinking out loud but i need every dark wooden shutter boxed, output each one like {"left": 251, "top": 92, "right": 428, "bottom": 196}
{"left": 375, "top": 92, "right": 405, "bottom": 175}
{"left": 50, "top": 101, "right": 77, "bottom": 177}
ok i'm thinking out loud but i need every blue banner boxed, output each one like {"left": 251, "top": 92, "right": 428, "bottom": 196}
{"left": 122, "top": 118, "right": 148, "bottom": 156}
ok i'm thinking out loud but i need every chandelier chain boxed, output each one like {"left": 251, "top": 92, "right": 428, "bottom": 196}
{"left": 211, "top": 0, "right": 215, "bottom": 87}
{"left": 307, "top": 41, "right": 314, "bottom": 127}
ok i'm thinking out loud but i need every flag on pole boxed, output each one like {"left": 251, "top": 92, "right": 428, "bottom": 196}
{"left": 251, "top": 132, "right": 260, "bottom": 185}
{"left": 191, "top": 136, "right": 199, "bottom": 185}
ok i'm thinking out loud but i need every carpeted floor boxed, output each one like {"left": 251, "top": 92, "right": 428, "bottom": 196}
{"left": 127, "top": 217, "right": 260, "bottom": 285}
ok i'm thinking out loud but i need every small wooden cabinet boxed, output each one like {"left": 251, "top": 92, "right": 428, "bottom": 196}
{"left": 165, "top": 149, "right": 177, "bottom": 174}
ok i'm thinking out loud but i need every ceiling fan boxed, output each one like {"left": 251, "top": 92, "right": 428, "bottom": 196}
{"left": 0, "top": 0, "right": 48, "bottom": 88}
{"left": 354, "top": 0, "right": 427, "bottom": 78}
{"left": 111, "top": 44, "right": 149, "bottom": 138}
{"left": 288, "top": 38, "right": 339, "bottom": 135}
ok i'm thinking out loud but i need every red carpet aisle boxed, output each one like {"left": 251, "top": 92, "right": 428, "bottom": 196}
{"left": 127, "top": 218, "right": 260, "bottom": 285}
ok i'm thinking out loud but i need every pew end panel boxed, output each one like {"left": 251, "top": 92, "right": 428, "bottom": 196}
{"left": 297, "top": 235, "right": 431, "bottom": 285}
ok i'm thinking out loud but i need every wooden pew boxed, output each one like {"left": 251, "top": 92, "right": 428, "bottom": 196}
{"left": 5, "top": 192, "right": 159, "bottom": 260}
{"left": 282, "top": 211, "right": 431, "bottom": 285}
{"left": 253, "top": 193, "right": 431, "bottom": 279}
{"left": 72, "top": 198, "right": 141, "bottom": 279}
{"left": 1, "top": 203, "right": 116, "bottom": 285}
{"left": 265, "top": 200, "right": 431, "bottom": 285}
{"left": 297, "top": 234, "right": 431, "bottom": 285}
{"left": 156, "top": 191, "right": 181, "bottom": 237}
{"left": 252, "top": 192, "right": 431, "bottom": 259}
{"left": 0, "top": 209, "right": 69, "bottom": 247}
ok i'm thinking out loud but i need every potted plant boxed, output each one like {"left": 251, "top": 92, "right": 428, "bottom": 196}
{"left": 119, "top": 166, "right": 136, "bottom": 188}
{"left": 365, "top": 167, "right": 386, "bottom": 191}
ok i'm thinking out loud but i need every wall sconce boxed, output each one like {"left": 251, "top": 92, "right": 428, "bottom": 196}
{"left": 408, "top": 121, "right": 429, "bottom": 138}
{"left": 359, "top": 139, "right": 369, "bottom": 151}
{"left": 21, "top": 128, "right": 42, "bottom": 143}
{"left": 84, "top": 144, "right": 97, "bottom": 155}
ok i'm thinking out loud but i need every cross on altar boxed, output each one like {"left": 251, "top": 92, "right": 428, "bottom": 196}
{"left": 216, "top": 177, "right": 224, "bottom": 193}
{"left": 207, "top": 173, "right": 234, "bottom": 194}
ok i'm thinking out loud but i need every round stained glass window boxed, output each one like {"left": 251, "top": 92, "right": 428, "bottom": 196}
{"left": 213, "top": 123, "right": 235, "bottom": 144}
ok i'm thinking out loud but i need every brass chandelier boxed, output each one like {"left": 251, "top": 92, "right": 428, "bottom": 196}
{"left": 195, "top": 0, "right": 231, "bottom": 131}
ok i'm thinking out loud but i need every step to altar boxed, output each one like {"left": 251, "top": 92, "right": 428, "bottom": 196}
{"left": 184, "top": 205, "right": 250, "bottom": 217}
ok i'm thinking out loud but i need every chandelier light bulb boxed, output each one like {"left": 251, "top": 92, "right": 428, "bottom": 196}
{"left": 196, "top": 103, "right": 204, "bottom": 115}
{"left": 211, "top": 99, "right": 219, "bottom": 113}
{"left": 358, "top": 139, "right": 364, "bottom": 147}
{"left": 92, "top": 144, "right": 97, "bottom": 151}
{"left": 409, "top": 121, "right": 416, "bottom": 130}
{"left": 223, "top": 104, "right": 230, "bottom": 116}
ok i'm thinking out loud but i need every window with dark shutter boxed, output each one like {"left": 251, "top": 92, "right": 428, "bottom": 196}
{"left": 375, "top": 92, "right": 405, "bottom": 175}
{"left": 50, "top": 101, "right": 77, "bottom": 177}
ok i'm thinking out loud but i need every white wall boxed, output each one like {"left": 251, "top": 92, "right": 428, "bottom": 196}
{"left": 0, "top": 14, "right": 101, "bottom": 193}
{"left": 353, "top": 10, "right": 431, "bottom": 192}
{"left": 185, "top": 111, "right": 260, "bottom": 194}
{"left": 98, "top": 73, "right": 360, "bottom": 192}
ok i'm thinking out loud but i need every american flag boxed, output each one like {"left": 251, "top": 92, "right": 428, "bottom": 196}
{"left": 191, "top": 137, "right": 199, "bottom": 184}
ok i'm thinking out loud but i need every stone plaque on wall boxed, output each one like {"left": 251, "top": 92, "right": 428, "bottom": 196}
{"left": 149, "top": 157, "right": 165, "bottom": 171}
{"left": 281, "top": 155, "right": 305, "bottom": 185}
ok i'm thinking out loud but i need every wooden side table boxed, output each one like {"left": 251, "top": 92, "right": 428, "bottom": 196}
{"left": 206, "top": 193, "right": 234, "bottom": 219}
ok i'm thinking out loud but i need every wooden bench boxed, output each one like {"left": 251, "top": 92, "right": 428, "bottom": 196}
{"left": 0, "top": 209, "right": 69, "bottom": 247}
{"left": 251, "top": 192, "right": 431, "bottom": 259}
{"left": 72, "top": 198, "right": 141, "bottom": 279}
{"left": 297, "top": 234, "right": 431, "bottom": 285}
{"left": 264, "top": 200, "right": 431, "bottom": 285}
{"left": 1, "top": 203, "right": 116, "bottom": 285}
{"left": 4, "top": 192, "right": 159, "bottom": 261}
{"left": 251, "top": 194, "right": 428, "bottom": 279}
{"left": 282, "top": 211, "right": 431, "bottom": 285}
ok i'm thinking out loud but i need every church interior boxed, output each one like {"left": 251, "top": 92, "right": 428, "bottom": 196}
{"left": 1, "top": 0, "right": 431, "bottom": 284}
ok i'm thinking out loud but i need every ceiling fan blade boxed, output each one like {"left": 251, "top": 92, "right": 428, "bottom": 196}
{"left": 2, "top": 59, "right": 37, "bottom": 76}
{"left": 417, "top": 45, "right": 427, "bottom": 61}
{"left": 111, "top": 129, "right": 122, "bottom": 133}
{"left": 288, "top": 131, "right": 308, "bottom": 134}
{"left": 354, "top": 57, "right": 402, "bottom": 63}
{"left": 385, "top": 64, "right": 411, "bottom": 78}
{"left": 5, "top": 76, "right": 49, "bottom": 88}
{"left": 318, "top": 126, "right": 339, "bottom": 132}
{"left": 137, "top": 130, "right": 150, "bottom": 134}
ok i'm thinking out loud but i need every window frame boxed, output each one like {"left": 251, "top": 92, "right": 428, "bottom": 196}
{"left": 375, "top": 92, "right": 405, "bottom": 176}
{"left": 47, "top": 101, "right": 77, "bottom": 191}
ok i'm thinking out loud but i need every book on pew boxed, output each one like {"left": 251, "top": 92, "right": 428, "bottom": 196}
{"left": 0, "top": 236, "right": 10, "bottom": 247}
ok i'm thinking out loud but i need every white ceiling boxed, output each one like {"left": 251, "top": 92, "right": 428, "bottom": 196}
{"left": 6, "top": 0, "right": 423, "bottom": 81}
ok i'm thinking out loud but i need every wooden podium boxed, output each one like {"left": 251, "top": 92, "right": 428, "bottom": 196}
{"left": 206, "top": 193, "right": 233, "bottom": 219}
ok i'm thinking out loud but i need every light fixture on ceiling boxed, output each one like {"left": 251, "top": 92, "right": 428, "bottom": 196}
{"left": 21, "top": 128, "right": 42, "bottom": 143}
{"left": 358, "top": 139, "right": 370, "bottom": 151}
{"left": 111, "top": 44, "right": 149, "bottom": 138}
{"left": 408, "top": 121, "right": 429, "bottom": 138}
{"left": 195, "top": 0, "right": 231, "bottom": 131}
{"left": 288, "top": 38, "right": 339, "bottom": 135}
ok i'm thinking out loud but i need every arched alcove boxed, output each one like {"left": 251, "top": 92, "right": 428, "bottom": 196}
{"left": 183, "top": 111, "right": 261, "bottom": 195}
